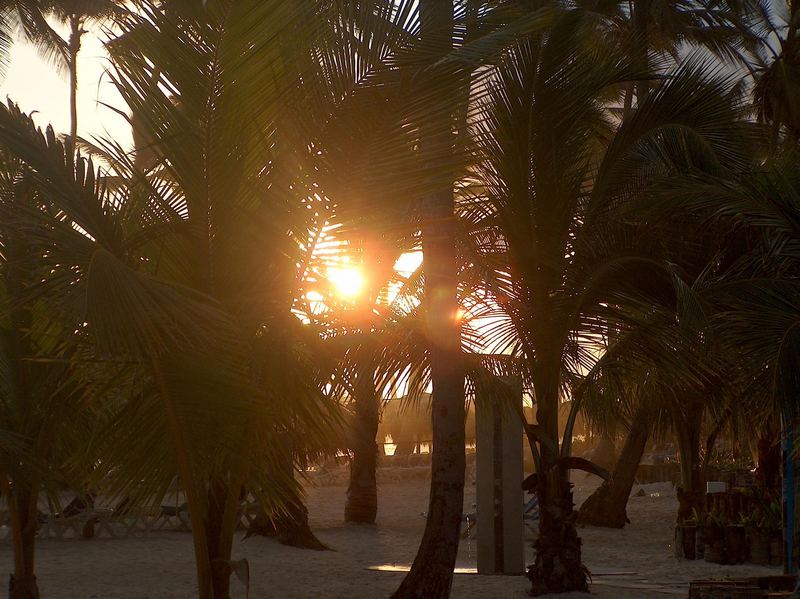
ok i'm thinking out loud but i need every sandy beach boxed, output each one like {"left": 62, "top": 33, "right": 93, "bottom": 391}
{"left": 0, "top": 471, "right": 779, "bottom": 598}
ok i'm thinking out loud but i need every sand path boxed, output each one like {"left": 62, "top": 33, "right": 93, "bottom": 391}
{"left": 0, "top": 473, "right": 779, "bottom": 598}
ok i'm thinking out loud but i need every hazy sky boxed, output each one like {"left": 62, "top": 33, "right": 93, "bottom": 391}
{"left": 0, "top": 28, "right": 132, "bottom": 149}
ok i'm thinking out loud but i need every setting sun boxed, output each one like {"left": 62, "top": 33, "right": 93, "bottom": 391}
{"left": 327, "top": 265, "right": 366, "bottom": 299}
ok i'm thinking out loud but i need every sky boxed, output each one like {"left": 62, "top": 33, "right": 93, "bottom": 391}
{"left": 0, "top": 27, "right": 132, "bottom": 150}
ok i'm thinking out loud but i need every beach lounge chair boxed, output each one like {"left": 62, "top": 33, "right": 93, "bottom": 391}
{"left": 459, "top": 494, "right": 539, "bottom": 540}
{"left": 157, "top": 502, "right": 190, "bottom": 530}
{"left": 524, "top": 494, "right": 539, "bottom": 522}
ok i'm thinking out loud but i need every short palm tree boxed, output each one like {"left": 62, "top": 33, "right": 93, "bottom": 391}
{"left": 0, "top": 144, "right": 121, "bottom": 599}
{"left": 465, "top": 6, "right": 751, "bottom": 591}
{"left": 0, "top": 1, "right": 343, "bottom": 596}
{"left": 648, "top": 147, "right": 800, "bottom": 418}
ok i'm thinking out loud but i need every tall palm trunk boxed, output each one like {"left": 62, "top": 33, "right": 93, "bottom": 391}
{"left": 68, "top": 15, "right": 81, "bottom": 147}
{"left": 392, "top": 3, "right": 464, "bottom": 597}
{"left": 632, "top": 0, "right": 650, "bottom": 104}
{"left": 527, "top": 353, "right": 588, "bottom": 595}
{"left": 7, "top": 480, "right": 40, "bottom": 599}
{"left": 392, "top": 181, "right": 465, "bottom": 597}
{"left": 345, "top": 351, "right": 379, "bottom": 524}
{"left": 578, "top": 407, "right": 650, "bottom": 528}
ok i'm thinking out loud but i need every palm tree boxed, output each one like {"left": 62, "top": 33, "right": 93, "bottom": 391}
{"left": 576, "top": 328, "right": 695, "bottom": 528}
{"left": 0, "top": 149, "right": 59, "bottom": 599}
{"left": 575, "top": 202, "right": 765, "bottom": 527}
{"left": 465, "top": 3, "right": 751, "bottom": 587}
{"left": 293, "top": 2, "right": 474, "bottom": 586}
{"left": 0, "top": 1, "right": 342, "bottom": 596}
{"left": 749, "top": 0, "right": 800, "bottom": 144}
{"left": 0, "top": 1, "right": 62, "bottom": 68}
{"left": 336, "top": 248, "right": 413, "bottom": 525}
{"left": 284, "top": 0, "right": 422, "bottom": 520}
{"left": 565, "top": 0, "right": 760, "bottom": 529}
{"left": 0, "top": 142, "right": 123, "bottom": 599}
{"left": 389, "top": 2, "right": 468, "bottom": 596}
{"left": 48, "top": 0, "right": 122, "bottom": 144}
{"left": 0, "top": 1, "right": 122, "bottom": 144}
{"left": 646, "top": 147, "right": 800, "bottom": 414}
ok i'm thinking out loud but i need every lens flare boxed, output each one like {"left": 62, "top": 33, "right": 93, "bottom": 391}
{"left": 327, "top": 266, "right": 365, "bottom": 299}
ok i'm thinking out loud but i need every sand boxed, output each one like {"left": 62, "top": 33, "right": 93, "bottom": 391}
{"left": 0, "top": 471, "right": 780, "bottom": 598}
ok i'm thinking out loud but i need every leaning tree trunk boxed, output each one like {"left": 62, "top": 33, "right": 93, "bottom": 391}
{"left": 392, "top": 4, "right": 465, "bottom": 597}
{"left": 578, "top": 407, "right": 650, "bottom": 528}
{"left": 344, "top": 353, "right": 380, "bottom": 524}
{"left": 8, "top": 482, "right": 40, "bottom": 599}
{"left": 271, "top": 494, "right": 328, "bottom": 550}
{"left": 527, "top": 353, "right": 588, "bottom": 595}
{"left": 244, "top": 452, "right": 328, "bottom": 550}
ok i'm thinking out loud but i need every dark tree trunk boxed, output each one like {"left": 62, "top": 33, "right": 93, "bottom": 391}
{"left": 344, "top": 360, "right": 379, "bottom": 524}
{"left": 675, "top": 401, "right": 704, "bottom": 524}
{"left": 244, "top": 452, "right": 328, "bottom": 550}
{"left": 4, "top": 208, "right": 39, "bottom": 599}
{"left": 527, "top": 351, "right": 588, "bottom": 595}
{"left": 632, "top": 0, "right": 650, "bottom": 104}
{"left": 528, "top": 468, "right": 587, "bottom": 595}
{"left": 8, "top": 484, "right": 40, "bottom": 599}
{"left": 245, "top": 493, "right": 328, "bottom": 550}
{"left": 8, "top": 574, "right": 38, "bottom": 599}
{"left": 206, "top": 481, "right": 231, "bottom": 599}
{"left": 392, "top": 3, "right": 465, "bottom": 597}
{"left": 578, "top": 408, "right": 650, "bottom": 528}
{"left": 756, "top": 435, "right": 782, "bottom": 493}
{"left": 273, "top": 496, "right": 329, "bottom": 550}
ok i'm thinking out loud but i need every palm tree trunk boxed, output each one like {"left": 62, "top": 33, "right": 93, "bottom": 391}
{"left": 345, "top": 354, "right": 379, "bottom": 524}
{"left": 272, "top": 494, "right": 328, "bottom": 549}
{"left": 675, "top": 401, "right": 704, "bottom": 524}
{"left": 68, "top": 16, "right": 81, "bottom": 147}
{"left": 151, "top": 360, "right": 214, "bottom": 599}
{"left": 7, "top": 480, "right": 40, "bottom": 599}
{"left": 578, "top": 407, "right": 650, "bottom": 528}
{"left": 390, "top": 190, "right": 465, "bottom": 596}
{"left": 4, "top": 225, "right": 39, "bottom": 599}
{"left": 527, "top": 357, "right": 588, "bottom": 595}
{"left": 392, "top": 3, "right": 465, "bottom": 597}
{"left": 244, "top": 451, "right": 328, "bottom": 550}
{"left": 529, "top": 468, "right": 587, "bottom": 595}
{"left": 206, "top": 481, "right": 232, "bottom": 599}
{"left": 632, "top": 0, "right": 650, "bottom": 104}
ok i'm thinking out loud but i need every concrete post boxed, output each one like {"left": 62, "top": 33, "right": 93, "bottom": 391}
{"left": 476, "top": 377, "right": 524, "bottom": 575}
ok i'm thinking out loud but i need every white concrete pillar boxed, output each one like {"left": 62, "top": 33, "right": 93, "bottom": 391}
{"left": 476, "top": 377, "right": 524, "bottom": 575}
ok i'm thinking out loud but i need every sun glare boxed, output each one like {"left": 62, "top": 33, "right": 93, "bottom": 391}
{"left": 327, "top": 266, "right": 366, "bottom": 299}
{"left": 394, "top": 251, "right": 422, "bottom": 276}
